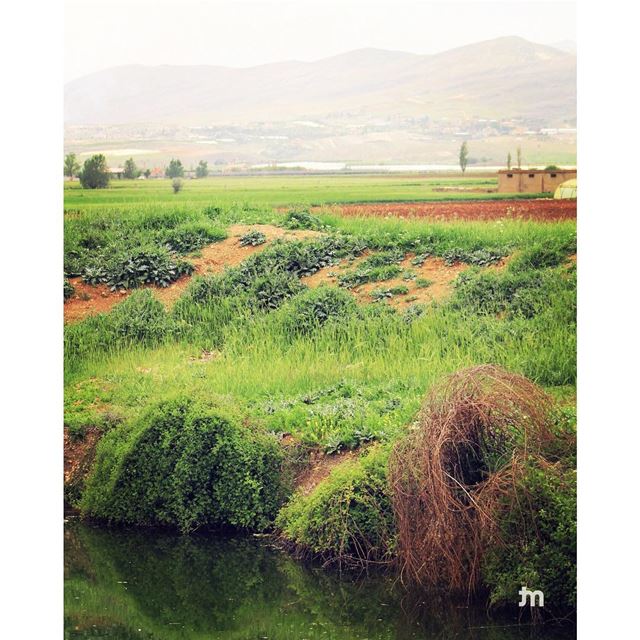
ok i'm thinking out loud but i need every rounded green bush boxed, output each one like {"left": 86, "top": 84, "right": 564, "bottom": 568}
{"left": 81, "top": 397, "right": 286, "bottom": 532}
{"left": 276, "top": 446, "right": 395, "bottom": 563}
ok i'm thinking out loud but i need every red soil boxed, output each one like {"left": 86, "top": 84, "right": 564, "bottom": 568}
{"left": 64, "top": 426, "right": 102, "bottom": 485}
{"left": 317, "top": 198, "right": 576, "bottom": 222}
{"left": 294, "top": 448, "right": 359, "bottom": 496}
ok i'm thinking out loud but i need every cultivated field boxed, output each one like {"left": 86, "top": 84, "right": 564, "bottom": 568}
{"left": 64, "top": 174, "right": 546, "bottom": 209}
{"left": 64, "top": 175, "right": 576, "bottom": 617}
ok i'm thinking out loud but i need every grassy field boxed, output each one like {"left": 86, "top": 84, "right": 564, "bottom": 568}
{"left": 63, "top": 174, "right": 546, "bottom": 210}
{"left": 63, "top": 178, "right": 576, "bottom": 612}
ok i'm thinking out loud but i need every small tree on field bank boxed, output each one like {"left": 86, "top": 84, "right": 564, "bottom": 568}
{"left": 165, "top": 159, "right": 184, "bottom": 179}
{"left": 79, "top": 154, "right": 110, "bottom": 189}
{"left": 517, "top": 146, "right": 522, "bottom": 169}
{"left": 195, "top": 160, "right": 209, "bottom": 178}
{"left": 143, "top": 168, "right": 151, "bottom": 178}
{"left": 459, "top": 142, "right": 469, "bottom": 173}
{"left": 172, "top": 178, "right": 183, "bottom": 194}
{"left": 64, "top": 153, "right": 80, "bottom": 179}
{"left": 507, "top": 152, "right": 512, "bottom": 170}
{"left": 123, "top": 157, "right": 140, "bottom": 179}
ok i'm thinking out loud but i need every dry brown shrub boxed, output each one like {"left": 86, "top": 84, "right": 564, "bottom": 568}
{"left": 389, "top": 364, "right": 555, "bottom": 596}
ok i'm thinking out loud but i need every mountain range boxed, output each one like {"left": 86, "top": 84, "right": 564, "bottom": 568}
{"left": 64, "top": 36, "right": 576, "bottom": 127}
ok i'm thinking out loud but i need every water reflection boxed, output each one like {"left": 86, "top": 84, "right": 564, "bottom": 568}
{"left": 64, "top": 520, "right": 574, "bottom": 639}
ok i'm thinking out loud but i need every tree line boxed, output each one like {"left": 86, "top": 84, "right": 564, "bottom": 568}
{"left": 64, "top": 154, "right": 210, "bottom": 189}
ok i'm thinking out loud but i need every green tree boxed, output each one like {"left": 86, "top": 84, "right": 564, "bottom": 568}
{"left": 459, "top": 141, "right": 469, "bottom": 173}
{"left": 143, "top": 168, "right": 151, "bottom": 178}
{"left": 79, "top": 154, "right": 110, "bottom": 189}
{"left": 507, "top": 152, "right": 512, "bottom": 170}
{"left": 64, "top": 153, "right": 80, "bottom": 179}
{"left": 165, "top": 159, "right": 184, "bottom": 178}
{"left": 172, "top": 178, "right": 183, "bottom": 194}
{"left": 123, "top": 157, "right": 140, "bottom": 179}
{"left": 517, "top": 146, "right": 522, "bottom": 169}
{"left": 195, "top": 160, "right": 209, "bottom": 178}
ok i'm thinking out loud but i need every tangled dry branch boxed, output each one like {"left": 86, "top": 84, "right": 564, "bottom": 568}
{"left": 389, "top": 364, "right": 555, "bottom": 596}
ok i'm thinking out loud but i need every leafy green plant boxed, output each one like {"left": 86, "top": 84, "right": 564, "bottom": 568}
{"left": 442, "top": 247, "right": 505, "bottom": 266}
{"left": 370, "top": 285, "right": 409, "bottom": 301}
{"left": 338, "top": 264, "right": 402, "bottom": 289}
{"left": 282, "top": 209, "right": 326, "bottom": 230}
{"left": 86, "top": 247, "right": 194, "bottom": 290}
{"left": 250, "top": 270, "right": 305, "bottom": 310}
{"left": 163, "top": 221, "right": 227, "bottom": 253}
{"left": 64, "top": 277, "right": 75, "bottom": 301}
{"left": 239, "top": 230, "right": 267, "bottom": 247}
{"left": 410, "top": 252, "right": 432, "bottom": 267}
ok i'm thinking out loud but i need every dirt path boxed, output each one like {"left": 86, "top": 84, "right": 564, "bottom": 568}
{"left": 316, "top": 198, "right": 576, "bottom": 222}
{"left": 64, "top": 224, "right": 322, "bottom": 323}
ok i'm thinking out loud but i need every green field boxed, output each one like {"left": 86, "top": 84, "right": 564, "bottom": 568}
{"left": 64, "top": 178, "right": 576, "bottom": 614}
{"left": 63, "top": 174, "right": 544, "bottom": 210}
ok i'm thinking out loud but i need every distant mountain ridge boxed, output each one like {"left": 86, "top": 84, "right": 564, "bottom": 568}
{"left": 65, "top": 36, "right": 576, "bottom": 127}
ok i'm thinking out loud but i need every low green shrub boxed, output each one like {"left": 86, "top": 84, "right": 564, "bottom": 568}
{"left": 482, "top": 461, "right": 576, "bottom": 614}
{"left": 162, "top": 221, "right": 227, "bottom": 253}
{"left": 276, "top": 446, "right": 396, "bottom": 564}
{"left": 81, "top": 397, "right": 286, "bottom": 532}
{"left": 279, "top": 286, "right": 357, "bottom": 334}
{"left": 282, "top": 209, "right": 326, "bottom": 230}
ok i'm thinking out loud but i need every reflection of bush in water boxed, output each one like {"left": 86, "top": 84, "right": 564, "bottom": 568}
{"left": 66, "top": 523, "right": 574, "bottom": 639}
{"left": 70, "top": 524, "right": 289, "bottom": 633}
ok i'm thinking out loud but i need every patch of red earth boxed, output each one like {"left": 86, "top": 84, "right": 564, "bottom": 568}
{"left": 64, "top": 224, "right": 323, "bottom": 324}
{"left": 64, "top": 426, "right": 102, "bottom": 485}
{"left": 316, "top": 199, "right": 576, "bottom": 222}
{"left": 293, "top": 448, "right": 359, "bottom": 496}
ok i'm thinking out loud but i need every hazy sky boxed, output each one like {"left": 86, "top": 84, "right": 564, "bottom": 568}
{"left": 65, "top": 0, "right": 576, "bottom": 81}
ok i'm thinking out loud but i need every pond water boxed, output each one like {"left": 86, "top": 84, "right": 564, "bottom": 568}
{"left": 65, "top": 520, "right": 575, "bottom": 640}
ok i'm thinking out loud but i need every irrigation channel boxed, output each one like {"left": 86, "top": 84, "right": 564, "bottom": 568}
{"left": 65, "top": 519, "right": 575, "bottom": 639}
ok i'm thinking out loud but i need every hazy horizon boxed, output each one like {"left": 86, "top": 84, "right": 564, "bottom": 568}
{"left": 65, "top": 0, "right": 576, "bottom": 82}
